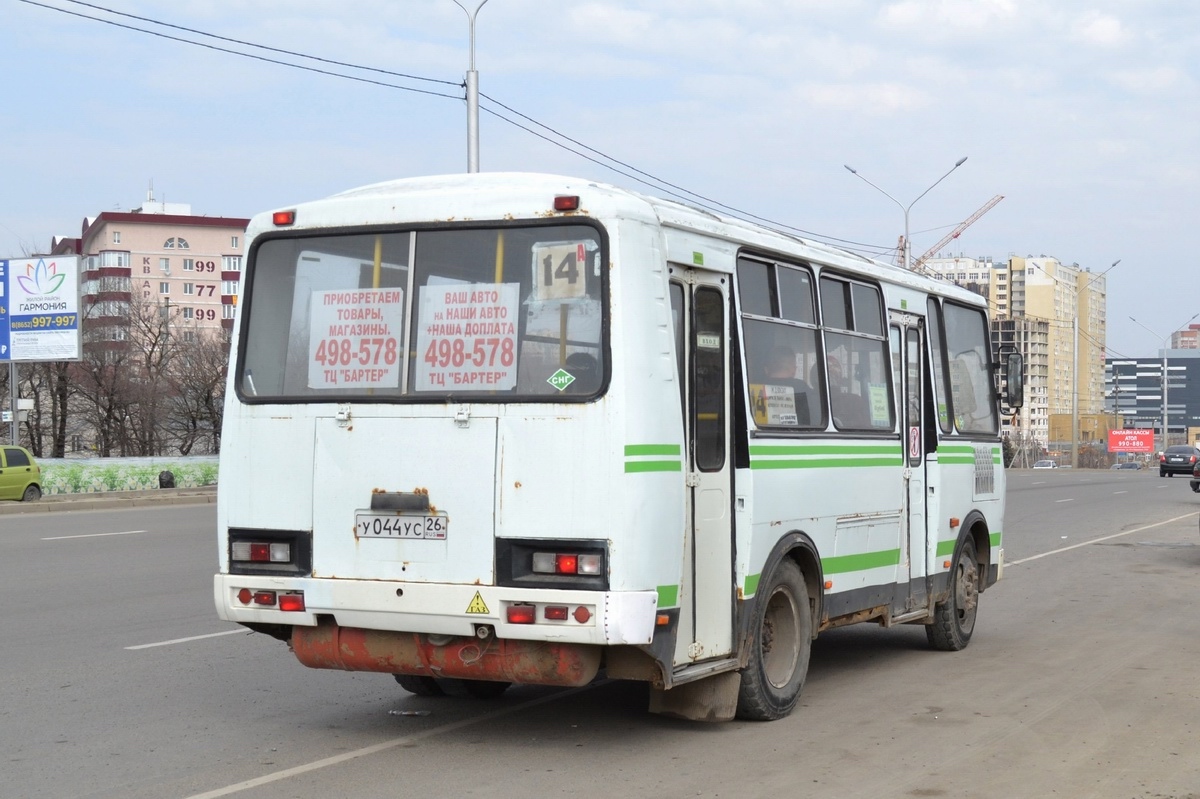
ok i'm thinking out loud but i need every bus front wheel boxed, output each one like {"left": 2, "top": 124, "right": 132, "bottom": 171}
{"left": 926, "top": 536, "right": 979, "bottom": 651}
{"left": 736, "top": 559, "right": 812, "bottom": 721}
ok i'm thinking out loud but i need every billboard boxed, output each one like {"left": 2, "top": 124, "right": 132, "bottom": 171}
{"left": 1108, "top": 428, "right": 1155, "bottom": 453}
{"left": 0, "top": 257, "right": 81, "bottom": 362}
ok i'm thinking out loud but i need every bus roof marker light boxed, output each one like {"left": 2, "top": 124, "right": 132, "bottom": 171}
{"left": 553, "top": 195, "right": 580, "bottom": 212}
{"left": 272, "top": 210, "right": 296, "bottom": 226}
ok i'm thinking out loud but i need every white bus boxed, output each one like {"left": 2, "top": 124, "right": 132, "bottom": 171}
{"left": 214, "top": 173, "right": 1022, "bottom": 721}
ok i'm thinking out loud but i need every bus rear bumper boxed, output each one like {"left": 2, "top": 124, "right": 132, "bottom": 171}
{"left": 213, "top": 575, "right": 659, "bottom": 647}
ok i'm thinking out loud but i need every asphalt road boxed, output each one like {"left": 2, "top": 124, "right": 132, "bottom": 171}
{"left": 1, "top": 472, "right": 1197, "bottom": 799}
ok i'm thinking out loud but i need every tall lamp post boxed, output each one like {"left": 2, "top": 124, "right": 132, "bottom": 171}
{"left": 453, "top": 0, "right": 490, "bottom": 173}
{"left": 1130, "top": 313, "right": 1200, "bottom": 454}
{"left": 1070, "top": 259, "right": 1120, "bottom": 468}
{"left": 844, "top": 157, "right": 968, "bottom": 271}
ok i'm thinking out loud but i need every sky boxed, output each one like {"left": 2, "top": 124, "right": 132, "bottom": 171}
{"left": 2, "top": 0, "right": 1197, "bottom": 357}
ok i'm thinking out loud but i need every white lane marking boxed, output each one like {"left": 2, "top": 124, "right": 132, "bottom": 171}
{"left": 126, "top": 629, "right": 244, "bottom": 650}
{"left": 183, "top": 683, "right": 600, "bottom": 799}
{"left": 1008, "top": 512, "right": 1198, "bottom": 566}
{"left": 1113, "top": 491, "right": 1128, "bottom": 495}
{"left": 42, "top": 529, "right": 147, "bottom": 541}
{"left": 1055, "top": 498, "right": 1074, "bottom": 503}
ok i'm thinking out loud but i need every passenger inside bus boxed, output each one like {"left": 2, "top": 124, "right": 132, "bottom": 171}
{"left": 825, "top": 354, "right": 870, "bottom": 429}
{"left": 564, "top": 351, "right": 601, "bottom": 394}
{"left": 762, "top": 344, "right": 811, "bottom": 426}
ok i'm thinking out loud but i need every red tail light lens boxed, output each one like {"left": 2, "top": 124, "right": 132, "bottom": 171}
{"left": 279, "top": 593, "right": 306, "bottom": 612}
{"left": 507, "top": 603, "right": 536, "bottom": 624}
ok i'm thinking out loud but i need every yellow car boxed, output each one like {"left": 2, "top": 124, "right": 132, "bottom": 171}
{"left": 0, "top": 446, "right": 42, "bottom": 501}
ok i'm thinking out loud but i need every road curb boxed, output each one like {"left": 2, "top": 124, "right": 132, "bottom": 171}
{"left": 0, "top": 486, "right": 217, "bottom": 515}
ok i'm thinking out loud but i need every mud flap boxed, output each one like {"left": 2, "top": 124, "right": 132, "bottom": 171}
{"left": 648, "top": 671, "right": 740, "bottom": 722}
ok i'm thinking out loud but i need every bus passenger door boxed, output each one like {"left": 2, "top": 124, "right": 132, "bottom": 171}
{"left": 670, "top": 269, "right": 734, "bottom": 664}
{"left": 892, "top": 314, "right": 929, "bottom": 613}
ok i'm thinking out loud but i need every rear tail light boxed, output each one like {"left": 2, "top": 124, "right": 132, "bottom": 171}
{"left": 507, "top": 603, "right": 537, "bottom": 624}
{"left": 278, "top": 593, "right": 306, "bottom": 612}
{"left": 506, "top": 602, "right": 591, "bottom": 624}
{"left": 235, "top": 588, "right": 305, "bottom": 612}
{"left": 232, "top": 541, "right": 291, "bottom": 563}
{"left": 532, "top": 551, "right": 603, "bottom": 575}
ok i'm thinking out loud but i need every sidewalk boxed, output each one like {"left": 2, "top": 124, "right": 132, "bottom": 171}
{"left": 0, "top": 485, "right": 217, "bottom": 515}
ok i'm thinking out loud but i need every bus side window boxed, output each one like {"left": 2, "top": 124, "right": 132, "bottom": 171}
{"left": 670, "top": 281, "right": 686, "bottom": 423}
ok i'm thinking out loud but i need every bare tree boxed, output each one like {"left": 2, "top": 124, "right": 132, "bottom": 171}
{"left": 19, "top": 362, "right": 74, "bottom": 457}
{"left": 166, "top": 328, "right": 230, "bottom": 454}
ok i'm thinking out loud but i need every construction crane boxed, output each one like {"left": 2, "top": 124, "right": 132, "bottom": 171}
{"left": 894, "top": 195, "right": 1004, "bottom": 275}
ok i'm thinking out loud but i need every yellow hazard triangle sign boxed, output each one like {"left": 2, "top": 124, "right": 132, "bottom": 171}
{"left": 465, "top": 591, "right": 490, "bottom": 615}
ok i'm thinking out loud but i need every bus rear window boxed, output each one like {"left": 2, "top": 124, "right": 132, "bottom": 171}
{"left": 238, "top": 224, "right": 605, "bottom": 402}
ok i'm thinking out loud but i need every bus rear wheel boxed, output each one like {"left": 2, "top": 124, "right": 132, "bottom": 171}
{"left": 393, "top": 675, "right": 445, "bottom": 696}
{"left": 736, "top": 559, "right": 811, "bottom": 721}
{"left": 926, "top": 536, "right": 979, "bottom": 651}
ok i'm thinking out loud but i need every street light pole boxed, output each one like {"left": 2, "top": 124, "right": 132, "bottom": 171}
{"left": 1070, "top": 258, "right": 1120, "bottom": 468}
{"left": 844, "top": 157, "right": 968, "bottom": 271}
{"left": 453, "top": 0, "right": 490, "bottom": 173}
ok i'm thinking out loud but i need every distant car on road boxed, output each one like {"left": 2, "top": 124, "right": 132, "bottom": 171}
{"left": 1033, "top": 460, "right": 1058, "bottom": 469}
{"left": 0, "top": 446, "right": 42, "bottom": 502}
{"left": 1159, "top": 445, "right": 1200, "bottom": 477}
{"left": 1117, "top": 462, "right": 1142, "bottom": 470}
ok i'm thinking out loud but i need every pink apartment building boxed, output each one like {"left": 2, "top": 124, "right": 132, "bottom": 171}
{"left": 52, "top": 194, "right": 248, "bottom": 355}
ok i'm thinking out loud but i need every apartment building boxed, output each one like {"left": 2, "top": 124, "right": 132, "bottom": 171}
{"left": 52, "top": 193, "right": 248, "bottom": 354}
{"left": 923, "top": 255, "right": 1107, "bottom": 451}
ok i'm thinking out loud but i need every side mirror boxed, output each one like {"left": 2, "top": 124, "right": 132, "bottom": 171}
{"left": 1005, "top": 351, "right": 1024, "bottom": 409}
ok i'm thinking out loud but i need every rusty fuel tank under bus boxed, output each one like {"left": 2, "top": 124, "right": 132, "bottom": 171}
{"left": 291, "top": 622, "right": 603, "bottom": 687}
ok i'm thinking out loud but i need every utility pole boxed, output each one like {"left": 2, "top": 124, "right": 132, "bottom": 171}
{"left": 454, "top": 0, "right": 490, "bottom": 173}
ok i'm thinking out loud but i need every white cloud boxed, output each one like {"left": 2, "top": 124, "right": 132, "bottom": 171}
{"left": 879, "top": 0, "right": 1020, "bottom": 34}
{"left": 1107, "top": 66, "right": 1188, "bottom": 95}
{"left": 1071, "top": 11, "right": 1128, "bottom": 46}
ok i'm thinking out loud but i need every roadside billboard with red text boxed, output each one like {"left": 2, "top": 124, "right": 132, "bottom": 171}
{"left": 1108, "top": 429, "right": 1155, "bottom": 453}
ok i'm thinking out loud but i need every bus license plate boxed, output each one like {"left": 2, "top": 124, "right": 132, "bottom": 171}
{"left": 355, "top": 513, "right": 448, "bottom": 540}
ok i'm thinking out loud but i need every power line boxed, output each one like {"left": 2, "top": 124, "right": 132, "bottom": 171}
{"left": 15, "top": 0, "right": 462, "bottom": 100}
{"left": 18, "top": 0, "right": 895, "bottom": 256}
{"left": 55, "top": 0, "right": 460, "bottom": 88}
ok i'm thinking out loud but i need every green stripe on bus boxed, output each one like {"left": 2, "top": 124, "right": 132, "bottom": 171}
{"left": 625, "top": 461, "right": 682, "bottom": 473}
{"left": 936, "top": 533, "right": 1002, "bottom": 559}
{"left": 657, "top": 584, "right": 679, "bottom": 607}
{"left": 938, "top": 456, "right": 976, "bottom": 465}
{"left": 822, "top": 548, "right": 902, "bottom": 574}
{"left": 625, "top": 444, "right": 681, "bottom": 456}
{"left": 744, "top": 573, "right": 761, "bottom": 597}
{"left": 748, "top": 458, "right": 902, "bottom": 470}
{"left": 749, "top": 444, "right": 902, "bottom": 456}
